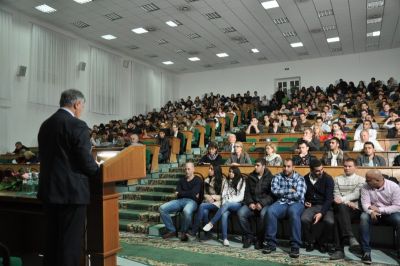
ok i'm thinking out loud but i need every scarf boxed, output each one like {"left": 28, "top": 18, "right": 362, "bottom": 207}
{"left": 207, "top": 152, "right": 218, "bottom": 161}
{"left": 265, "top": 153, "right": 279, "bottom": 162}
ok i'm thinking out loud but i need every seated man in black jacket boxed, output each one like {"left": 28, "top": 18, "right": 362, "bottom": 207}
{"left": 301, "top": 159, "right": 334, "bottom": 252}
{"left": 159, "top": 162, "right": 202, "bottom": 241}
{"left": 293, "top": 128, "right": 320, "bottom": 151}
{"left": 237, "top": 158, "right": 274, "bottom": 249}
{"left": 386, "top": 118, "right": 400, "bottom": 138}
{"left": 292, "top": 141, "right": 317, "bottom": 166}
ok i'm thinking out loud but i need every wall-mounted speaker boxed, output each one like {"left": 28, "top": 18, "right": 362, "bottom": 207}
{"left": 123, "top": 60, "right": 130, "bottom": 68}
{"left": 17, "top": 66, "right": 27, "bottom": 77}
{"left": 78, "top": 62, "right": 86, "bottom": 71}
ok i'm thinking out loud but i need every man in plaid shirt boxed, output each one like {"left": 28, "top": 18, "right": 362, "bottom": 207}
{"left": 262, "top": 158, "right": 307, "bottom": 258}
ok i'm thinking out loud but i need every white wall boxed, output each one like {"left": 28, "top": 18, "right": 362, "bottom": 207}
{"left": 177, "top": 48, "right": 400, "bottom": 99}
{"left": 0, "top": 7, "right": 177, "bottom": 152}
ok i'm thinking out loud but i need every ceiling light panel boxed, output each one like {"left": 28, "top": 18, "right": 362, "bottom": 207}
{"left": 282, "top": 31, "right": 297, "bottom": 37}
{"left": 318, "top": 9, "right": 334, "bottom": 18}
{"left": 132, "top": 28, "right": 148, "bottom": 34}
{"left": 367, "top": 31, "right": 381, "bottom": 37}
{"left": 216, "top": 53, "right": 229, "bottom": 57}
{"left": 101, "top": 34, "right": 116, "bottom": 40}
{"left": 251, "top": 48, "right": 260, "bottom": 53}
{"left": 162, "top": 61, "right": 174, "bottom": 65}
{"left": 35, "top": 4, "right": 57, "bottom": 13}
{"left": 222, "top": 26, "right": 236, "bottom": 33}
{"left": 104, "top": 12, "right": 123, "bottom": 21}
{"left": 72, "top": 21, "right": 90, "bottom": 28}
{"left": 367, "top": 0, "right": 384, "bottom": 9}
{"left": 73, "top": 0, "right": 92, "bottom": 4}
{"left": 204, "top": 12, "right": 221, "bottom": 20}
{"left": 273, "top": 17, "right": 289, "bottom": 25}
{"left": 141, "top": 3, "right": 160, "bottom": 12}
{"left": 327, "top": 37, "right": 340, "bottom": 43}
{"left": 290, "top": 42, "right": 303, "bottom": 48}
{"left": 166, "top": 20, "right": 182, "bottom": 27}
{"left": 261, "top": 0, "right": 280, "bottom": 10}
{"left": 322, "top": 25, "right": 336, "bottom": 32}
{"left": 188, "top": 57, "right": 200, "bottom": 61}
{"left": 367, "top": 17, "right": 382, "bottom": 24}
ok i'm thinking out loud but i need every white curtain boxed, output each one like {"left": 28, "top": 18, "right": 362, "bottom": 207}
{"left": 131, "top": 60, "right": 163, "bottom": 115}
{"left": 161, "top": 71, "right": 176, "bottom": 106}
{"left": 0, "top": 107, "right": 8, "bottom": 153}
{"left": 89, "top": 47, "right": 121, "bottom": 115}
{"left": 29, "top": 24, "right": 78, "bottom": 106}
{"left": 0, "top": 9, "right": 12, "bottom": 105}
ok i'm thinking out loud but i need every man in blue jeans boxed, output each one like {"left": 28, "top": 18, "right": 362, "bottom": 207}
{"left": 359, "top": 169, "right": 400, "bottom": 264}
{"left": 263, "top": 158, "right": 306, "bottom": 258}
{"left": 159, "top": 162, "right": 202, "bottom": 241}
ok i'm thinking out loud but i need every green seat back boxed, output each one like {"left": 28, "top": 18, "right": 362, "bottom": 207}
{"left": 233, "top": 115, "right": 238, "bottom": 126}
{"left": 205, "top": 124, "right": 211, "bottom": 138}
{"left": 391, "top": 144, "right": 398, "bottom": 151}
{"left": 282, "top": 137, "right": 298, "bottom": 142}
{"left": 192, "top": 128, "right": 200, "bottom": 144}
{"left": 145, "top": 149, "right": 151, "bottom": 165}
{"left": 221, "top": 158, "right": 227, "bottom": 164}
{"left": 249, "top": 146, "right": 256, "bottom": 152}
{"left": 250, "top": 157, "right": 256, "bottom": 164}
{"left": 142, "top": 140, "right": 155, "bottom": 145}
{"left": 277, "top": 146, "right": 292, "bottom": 152}
{"left": 0, "top": 257, "right": 23, "bottom": 266}
{"left": 246, "top": 138, "right": 257, "bottom": 143}
{"left": 225, "top": 116, "right": 231, "bottom": 130}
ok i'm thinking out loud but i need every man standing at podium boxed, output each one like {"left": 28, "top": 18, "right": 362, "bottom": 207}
{"left": 38, "top": 89, "right": 99, "bottom": 266}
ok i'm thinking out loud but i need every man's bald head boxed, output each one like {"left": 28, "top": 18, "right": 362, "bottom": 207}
{"left": 365, "top": 169, "right": 384, "bottom": 189}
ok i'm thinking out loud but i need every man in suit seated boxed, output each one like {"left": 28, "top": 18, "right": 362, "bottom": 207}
{"left": 292, "top": 141, "right": 317, "bottom": 166}
{"left": 223, "top": 133, "right": 237, "bottom": 153}
{"left": 359, "top": 170, "right": 400, "bottom": 264}
{"left": 356, "top": 142, "right": 386, "bottom": 167}
{"left": 159, "top": 162, "right": 202, "bottom": 241}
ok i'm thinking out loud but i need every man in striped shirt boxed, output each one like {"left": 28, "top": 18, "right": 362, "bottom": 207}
{"left": 330, "top": 158, "right": 365, "bottom": 260}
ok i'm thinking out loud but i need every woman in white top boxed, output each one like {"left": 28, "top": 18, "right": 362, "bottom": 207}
{"left": 203, "top": 166, "right": 245, "bottom": 246}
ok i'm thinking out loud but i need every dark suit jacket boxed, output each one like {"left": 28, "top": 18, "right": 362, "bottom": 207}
{"left": 37, "top": 109, "right": 99, "bottom": 205}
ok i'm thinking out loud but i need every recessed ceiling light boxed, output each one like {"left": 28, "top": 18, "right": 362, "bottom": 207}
{"left": 261, "top": 0, "right": 279, "bottom": 9}
{"left": 327, "top": 37, "right": 340, "bottom": 43}
{"left": 188, "top": 57, "right": 200, "bottom": 61}
{"left": 318, "top": 9, "right": 334, "bottom": 17}
{"left": 166, "top": 21, "right": 178, "bottom": 27}
{"left": 367, "top": 17, "right": 382, "bottom": 24}
{"left": 162, "top": 61, "right": 174, "bottom": 65}
{"left": 367, "top": 0, "right": 384, "bottom": 9}
{"left": 101, "top": 34, "right": 117, "bottom": 40}
{"left": 35, "top": 4, "right": 57, "bottom": 13}
{"left": 251, "top": 48, "right": 260, "bottom": 53}
{"left": 290, "top": 42, "right": 303, "bottom": 48}
{"left": 367, "top": 31, "right": 381, "bottom": 37}
{"left": 216, "top": 53, "right": 229, "bottom": 57}
{"left": 132, "top": 27, "right": 148, "bottom": 34}
{"left": 73, "top": 0, "right": 92, "bottom": 4}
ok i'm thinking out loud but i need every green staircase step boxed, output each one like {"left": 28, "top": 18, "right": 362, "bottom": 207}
{"left": 119, "top": 219, "right": 156, "bottom": 234}
{"left": 148, "top": 178, "right": 179, "bottom": 186}
{"left": 121, "top": 191, "right": 175, "bottom": 201}
{"left": 135, "top": 184, "right": 177, "bottom": 193}
{"left": 120, "top": 199, "right": 163, "bottom": 211}
{"left": 119, "top": 209, "right": 161, "bottom": 222}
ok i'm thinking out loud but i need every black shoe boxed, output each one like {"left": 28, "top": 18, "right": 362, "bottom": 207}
{"left": 162, "top": 231, "right": 176, "bottom": 239}
{"left": 361, "top": 252, "right": 372, "bottom": 264}
{"left": 180, "top": 232, "right": 188, "bottom": 242}
{"left": 262, "top": 244, "right": 277, "bottom": 254}
{"left": 330, "top": 250, "right": 345, "bottom": 260}
{"left": 305, "top": 242, "right": 315, "bottom": 252}
{"left": 289, "top": 247, "right": 300, "bottom": 258}
{"left": 318, "top": 244, "right": 327, "bottom": 254}
{"left": 254, "top": 241, "right": 263, "bottom": 250}
{"left": 349, "top": 244, "right": 362, "bottom": 255}
{"left": 243, "top": 238, "right": 252, "bottom": 248}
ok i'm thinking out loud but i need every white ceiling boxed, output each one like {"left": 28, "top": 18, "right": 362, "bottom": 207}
{"left": 1, "top": 0, "right": 399, "bottom": 73}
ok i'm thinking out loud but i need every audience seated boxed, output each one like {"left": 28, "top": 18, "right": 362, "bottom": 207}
{"left": 264, "top": 143, "right": 283, "bottom": 166}
{"left": 160, "top": 162, "right": 202, "bottom": 241}
{"left": 198, "top": 142, "right": 223, "bottom": 166}
{"left": 225, "top": 142, "right": 252, "bottom": 165}
{"left": 203, "top": 166, "right": 246, "bottom": 246}
{"left": 157, "top": 131, "right": 170, "bottom": 163}
{"left": 238, "top": 158, "right": 274, "bottom": 249}
{"left": 359, "top": 170, "right": 400, "bottom": 264}
{"left": 356, "top": 142, "right": 386, "bottom": 167}
{"left": 301, "top": 160, "right": 334, "bottom": 253}
{"left": 222, "top": 133, "right": 236, "bottom": 153}
{"left": 245, "top": 117, "right": 263, "bottom": 134}
{"left": 354, "top": 120, "right": 377, "bottom": 141}
{"left": 353, "top": 130, "right": 384, "bottom": 152}
{"left": 263, "top": 159, "right": 306, "bottom": 258}
{"left": 292, "top": 141, "right": 317, "bottom": 166}
{"left": 386, "top": 118, "right": 400, "bottom": 138}
{"left": 294, "top": 128, "right": 320, "bottom": 151}
{"left": 322, "top": 137, "right": 347, "bottom": 166}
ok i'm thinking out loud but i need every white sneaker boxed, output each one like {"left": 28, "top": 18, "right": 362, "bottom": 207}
{"left": 223, "top": 239, "right": 230, "bottom": 246}
{"left": 203, "top": 223, "right": 213, "bottom": 232}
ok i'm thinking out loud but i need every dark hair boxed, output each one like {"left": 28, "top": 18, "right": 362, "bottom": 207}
{"left": 206, "top": 164, "right": 223, "bottom": 195}
{"left": 207, "top": 142, "right": 219, "bottom": 152}
{"left": 228, "top": 166, "right": 243, "bottom": 193}
{"left": 344, "top": 157, "right": 357, "bottom": 165}
{"left": 394, "top": 118, "right": 400, "bottom": 123}
{"left": 330, "top": 137, "right": 340, "bottom": 145}
{"left": 298, "top": 140, "right": 309, "bottom": 148}
{"left": 310, "top": 159, "right": 322, "bottom": 170}
{"left": 59, "top": 89, "right": 85, "bottom": 107}
{"left": 255, "top": 158, "right": 267, "bottom": 166}
{"left": 315, "top": 116, "right": 323, "bottom": 121}
{"left": 364, "top": 141, "right": 375, "bottom": 148}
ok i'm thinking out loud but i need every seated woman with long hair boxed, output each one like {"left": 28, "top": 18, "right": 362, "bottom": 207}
{"left": 288, "top": 117, "right": 301, "bottom": 133}
{"left": 191, "top": 164, "right": 223, "bottom": 238}
{"left": 264, "top": 143, "right": 283, "bottom": 166}
{"left": 203, "top": 166, "right": 246, "bottom": 246}
{"left": 198, "top": 142, "right": 223, "bottom": 166}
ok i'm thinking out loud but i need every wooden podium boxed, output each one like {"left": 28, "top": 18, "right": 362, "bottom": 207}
{"left": 87, "top": 146, "right": 146, "bottom": 266}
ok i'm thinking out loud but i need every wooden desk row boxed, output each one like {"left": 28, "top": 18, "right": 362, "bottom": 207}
{"left": 194, "top": 165, "right": 400, "bottom": 180}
